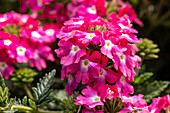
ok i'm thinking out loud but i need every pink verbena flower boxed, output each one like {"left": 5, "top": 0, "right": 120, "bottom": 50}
{"left": 73, "top": 51, "right": 101, "bottom": 84}
{"left": 29, "top": 44, "right": 54, "bottom": 70}
{"left": 93, "top": 56, "right": 117, "bottom": 88}
{"left": 97, "top": 84, "right": 118, "bottom": 101}
{"left": 55, "top": 40, "right": 86, "bottom": 66}
{"left": 115, "top": 72, "right": 134, "bottom": 94}
{"left": 75, "top": 85, "right": 104, "bottom": 109}
{"left": 39, "top": 3, "right": 69, "bottom": 22}
{"left": 118, "top": 1, "right": 143, "bottom": 26}
{"left": 119, "top": 94, "right": 147, "bottom": 113}
{"left": 0, "top": 51, "right": 15, "bottom": 79}
{"left": 65, "top": 73, "right": 78, "bottom": 96}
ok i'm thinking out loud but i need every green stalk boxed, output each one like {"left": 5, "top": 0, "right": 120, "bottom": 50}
{"left": 38, "top": 109, "right": 63, "bottom": 113}
{"left": 23, "top": 84, "right": 34, "bottom": 100}
{"left": 11, "top": 105, "right": 33, "bottom": 111}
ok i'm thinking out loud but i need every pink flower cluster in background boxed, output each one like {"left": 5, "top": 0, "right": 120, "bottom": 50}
{"left": 0, "top": 11, "right": 59, "bottom": 78}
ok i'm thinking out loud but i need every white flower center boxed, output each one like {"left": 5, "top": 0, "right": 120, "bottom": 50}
{"left": 4, "top": 39, "right": 12, "bottom": 46}
{"left": 87, "top": 6, "right": 97, "bottom": 14}
{"left": 85, "top": 33, "right": 96, "bottom": 39}
{"left": 0, "top": 18, "right": 7, "bottom": 22}
{"left": 0, "top": 62, "right": 7, "bottom": 70}
{"left": 71, "top": 45, "right": 79, "bottom": 54}
{"left": 45, "top": 29, "right": 55, "bottom": 36}
{"left": 74, "top": 21, "right": 84, "bottom": 25}
{"left": 21, "top": 17, "right": 28, "bottom": 23}
{"left": 92, "top": 96, "right": 100, "bottom": 102}
{"left": 119, "top": 54, "right": 126, "bottom": 63}
{"left": 82, "top": 59, "right": 90, "bottom": 68}
{"left": 16, "top": 46, "right": 26, "bottom": 56}
{"left": 31, "top": 31, "right": 41, "bottom": 38}
{"left": 105, "top": 40, "right": 114, "bottom": 50}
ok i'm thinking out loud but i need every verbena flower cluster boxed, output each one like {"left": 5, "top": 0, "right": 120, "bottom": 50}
{"left": 0, "top": 0, "right": 169, "bottom": 112}
{"left": 0, "top": 11, "right": 58, "bottom": 78}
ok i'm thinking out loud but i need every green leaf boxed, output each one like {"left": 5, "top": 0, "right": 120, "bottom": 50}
{"left": 22, "top": 96, "right": 27, "bottom": 106}
{"left": 135, "top": 80, "right": 169, "bottom": 103}
{"left": 0, "top": 73, "right": 6, "bottom": 90}
{"left": 134, "top": 72, "right": 153, "bottom": 84}
{"left": 28, "top": 99, "right": 36, "bottom": 110}
{"left": 32, "top": 69, "right": 56, "bottom": 106}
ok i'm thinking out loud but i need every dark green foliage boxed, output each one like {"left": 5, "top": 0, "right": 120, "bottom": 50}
{"left": 0, "top": 73, "right": 16, "bottom": 111}
{"left": 32, "top": 69, "right": 56, "bottom": 106}
{"left": 135, "top": 80, "right": 169, "bottom": 103}
{"left": 0, "top": 73, "right": 6, "bottom": 90}
{"left": 54, "top": 96, "right": 78, "bottom": 113}
{"left": 134, "top": 72, "right": 169, "bottom": 103}
{"left": 134, "top": 72, "right": 153, "bottom": 84}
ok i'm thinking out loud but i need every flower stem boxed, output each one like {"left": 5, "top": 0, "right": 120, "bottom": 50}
{"left": 23, "top": 84, "right": 34, "bottom": 100}
{"left": 11, "top": 105, "right": 33, "bottom": 111}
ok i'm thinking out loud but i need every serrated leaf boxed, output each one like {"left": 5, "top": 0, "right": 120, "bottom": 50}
{"left": 3, "top": 87, "right": 9, "bottom": 97}
{"left": 135, "top": 80, "right": 170, "bottom": 103}
{"left": 22, "top": 96, "right": 27, "bottom": 106}
{"left": 28, "top": 99, "right": 36, "bottom": 110}
{"left": 134, "top": 72, "right": 153, "bottom": 84}
{"left": 32, "top": 69, "right": 56, "bottom": 106}
{"left": 0, "top": 73, "right": 6, "bottom": 90}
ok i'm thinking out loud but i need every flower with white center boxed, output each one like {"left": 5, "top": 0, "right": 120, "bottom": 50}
{"left": 4, "top": 39, "right": 12, "bottom": 46}
{"left": 71, "top": 45, "right": 79, "bottom": 54}
{"left": 45, "top": 29, "right": 55, "bottom": 36}
{"left": 21, "top": 17, "right": 28, "bottom": 23}
{"left": 87, "top": 6, "right": 97, "bottom": 14}
{"left": 119, "top": 54, "right": 126, "bottom": 63}
{"left": 73, "top": 20, "right": 84, "bottom": 25}
{"left": 85, "top": 33, "right": 96, "bottom": 39}
{"left": 0, "top": 17, "right": 7, "bottom": 22}
{"left": 0, "top": 62, "right": 7, "bottom": 71}
{"left": 91, "top": 95, "right": 101, "bottom": 102}
{"left": 16, "top": 46, "right": 26, "bottom": 56}
{"left": 31, "top": 31, "right": 41, "bottom": 38}
{"left": 82, "top": 59, "right": 90, "bottom": 68}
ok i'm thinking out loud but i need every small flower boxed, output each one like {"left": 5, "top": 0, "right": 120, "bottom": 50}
{"left": 75, "top": 85, "right": 104, "bottom": 109}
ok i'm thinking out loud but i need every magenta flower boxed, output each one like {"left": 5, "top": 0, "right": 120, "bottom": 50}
{"left": 75, "top": 85, "right": 104, "bottom": 109}
{"left": 55, "top": 40, "right": 86, "bottom": 66}
{"left": 115, "top": 73, "right": 134, "bottom": 94}
{"left": 0, "top": 52, "right": 15, "bottom": 79}
{"left": 100, "top": 38, "right": 126, "bottom": 59}
{"left": 97, "top": 84, "right": 118, "bottom": 101}
{"left": 118, "top": 2, "right": 143, "bottom": 26}
{"left": 65, "top": 73, "right": 78, "bottom": 96}
{"left": 29, "top": 45, "right": 54, "bottom": 70}
{"left": 0, "top": 62, "right": 14, "bottom": 79}
{"left": 39, "top": 3, "right": 69, "bottom": 22}
{"left": 7, "top": 39, "right": 32, "bottom": 63}
{"left": 74, "top": 51, "right": 101, "bottom": 84}
{"left": 93, "top": 56, "right": 117, "bottom": 88}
